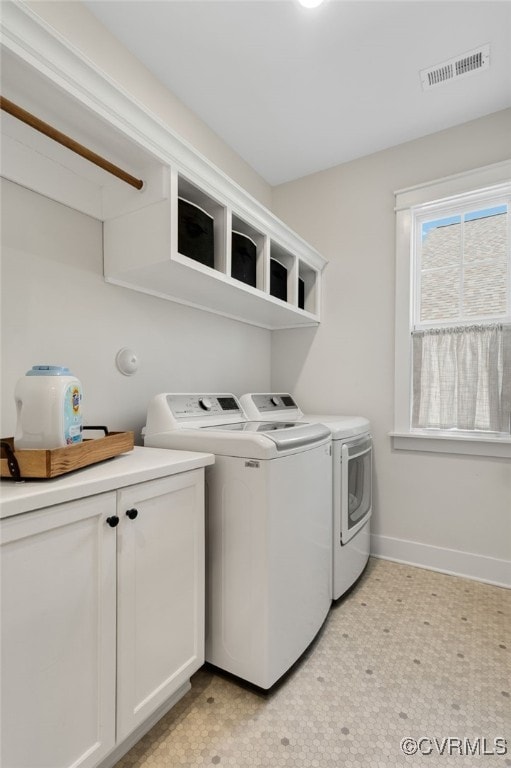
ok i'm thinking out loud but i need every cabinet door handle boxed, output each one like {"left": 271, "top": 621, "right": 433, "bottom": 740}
{"left": 126, "top": 508, "right": 138, "bottom": 520}
{"left": 106, "top": 515, "right": 120, "bottom": 528}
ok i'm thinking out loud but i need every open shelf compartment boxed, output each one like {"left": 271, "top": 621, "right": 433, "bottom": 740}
{"left": 298, "top": 260, "right": 320, "bottom": 316}
{"left": 176, "top": 175, "right": 227, "bottom": 275}
{"left": 269, "top": 241, "right": 297, "bottom": 306}
{"left": 230, "top": 213, "right": 267, "bottom": 293}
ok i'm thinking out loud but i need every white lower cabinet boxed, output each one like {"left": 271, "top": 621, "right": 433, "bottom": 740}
{"left": 115, "top": 473, "right": 205, "bottom": 741}
{"left": 0, "top": 469, "right": 205, "bottom": 768}
{"left": 1, "top": 493, "right": 117, "bottom": 768}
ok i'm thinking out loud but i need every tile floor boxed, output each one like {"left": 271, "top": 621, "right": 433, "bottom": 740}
{"left": 115, "top": 558, "right": 510, "bottom": 767}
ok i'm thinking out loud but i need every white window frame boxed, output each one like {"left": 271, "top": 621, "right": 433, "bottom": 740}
{"left": 392, "top": 159, "right": 511, "bottom": 459}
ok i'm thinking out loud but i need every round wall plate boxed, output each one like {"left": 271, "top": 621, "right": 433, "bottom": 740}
{"left": 116, "top": 347, "right": 139, "bottom": 376}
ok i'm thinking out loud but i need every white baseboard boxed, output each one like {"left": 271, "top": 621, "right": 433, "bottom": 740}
{"left": 370, "top": 533, "right": 511, "bottom": 588}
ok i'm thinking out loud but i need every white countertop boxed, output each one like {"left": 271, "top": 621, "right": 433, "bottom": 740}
{"left": 0, "top": 446, "right": 214, "bottom": 519}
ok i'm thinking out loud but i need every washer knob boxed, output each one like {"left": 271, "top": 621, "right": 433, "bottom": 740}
{"left": 271, "top": 396, "right": 280, "bottom": 406}
{"left": 199, "top": 397, "right": 213, "bottom": 411}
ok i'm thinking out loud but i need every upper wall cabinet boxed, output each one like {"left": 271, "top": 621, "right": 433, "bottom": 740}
{"left": 0, "top": 1, "right": 326, "bottom": 329}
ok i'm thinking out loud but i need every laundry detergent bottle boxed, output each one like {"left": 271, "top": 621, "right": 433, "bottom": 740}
{"left": 14, "top": 365, "right": 83, "bottom": 449}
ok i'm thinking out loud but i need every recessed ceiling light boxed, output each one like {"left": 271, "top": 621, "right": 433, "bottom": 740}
{"left": 298, "top": 0, "right": 325, "bottom": 8}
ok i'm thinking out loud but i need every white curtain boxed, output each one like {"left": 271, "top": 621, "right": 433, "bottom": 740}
{"left": 412, "top": 324, "right": 511, "bottom": 432}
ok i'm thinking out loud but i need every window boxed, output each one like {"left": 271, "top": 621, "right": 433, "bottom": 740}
{"left": 393, "top": 161, "right": 511, "bottom": 458}
{"left": 416, "top": 202, "right": 508, "bottom": 326}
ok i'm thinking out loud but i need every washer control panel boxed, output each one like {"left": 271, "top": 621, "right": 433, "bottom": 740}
{"left": 166, "top": 394, "right": 243, "bottom": 419}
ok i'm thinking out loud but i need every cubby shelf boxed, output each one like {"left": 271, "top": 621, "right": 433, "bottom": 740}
{"left": 1, "top": 1, "right": 327, "bottom": 330}
{"left": 104, "top": 168, "right": 324, "bottom": 329}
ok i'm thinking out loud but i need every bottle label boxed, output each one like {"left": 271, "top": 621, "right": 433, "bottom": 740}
{"left": 64, "top": 384, "right": 83, "bottom": 444}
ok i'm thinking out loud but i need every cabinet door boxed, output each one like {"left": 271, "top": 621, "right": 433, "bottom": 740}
{"left": 0, "top": 494, "right": 117, "bottom": 768}
{"left": 116, "top": 470, "right": 205, "bottom": 740}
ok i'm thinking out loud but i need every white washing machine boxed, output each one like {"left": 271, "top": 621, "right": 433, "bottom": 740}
{"left": 143, "top": 393, "right": 332, "bottom": 689}
{"left": 240, "top": 393, "right": 372, "bottom": 600}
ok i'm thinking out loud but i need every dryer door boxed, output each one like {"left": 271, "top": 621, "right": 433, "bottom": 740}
{"left": 341, "top": 436, "right": 372, "bottom": 544}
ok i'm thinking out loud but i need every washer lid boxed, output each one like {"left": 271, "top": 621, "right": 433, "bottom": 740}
{"left": 203, "top": 420, "right": 330, "bottom": 451}
{"left": 144, "top": 393, "right": 332, "bottom": 457}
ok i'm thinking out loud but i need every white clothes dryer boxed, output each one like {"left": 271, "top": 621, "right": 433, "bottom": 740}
{"left": 143, "top": 393, "right": 332, "bottom": 689}
{"left": 240, "top": 393, "right": 372, "bottom": 600}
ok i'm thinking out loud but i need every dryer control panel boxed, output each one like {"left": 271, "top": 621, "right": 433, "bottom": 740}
{"left": 240, "top": 393, "right": 304, "bottom": 421}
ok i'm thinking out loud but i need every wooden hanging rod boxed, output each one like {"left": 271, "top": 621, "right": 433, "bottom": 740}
{"left": 0, "top": 96, "right": 144, "bottom": 191}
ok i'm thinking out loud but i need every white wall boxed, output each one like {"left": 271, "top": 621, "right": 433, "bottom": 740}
{"left": 271, "top": 110, "right": 511, "bottom": 586}
{"left": 0, "top": 179, "right": 271, "bottom": 440}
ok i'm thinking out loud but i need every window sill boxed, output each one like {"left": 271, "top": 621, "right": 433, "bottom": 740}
{"left": 390, "top": 430, "right": 511, "bottom": 459}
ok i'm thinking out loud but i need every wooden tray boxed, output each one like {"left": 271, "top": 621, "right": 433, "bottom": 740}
{"left": 1, "top": 431, "right": 134, "bottom": 480}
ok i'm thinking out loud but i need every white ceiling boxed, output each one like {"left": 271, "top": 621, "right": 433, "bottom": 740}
{"left": 85, "top": 0, "right": 511, "bottom": 186}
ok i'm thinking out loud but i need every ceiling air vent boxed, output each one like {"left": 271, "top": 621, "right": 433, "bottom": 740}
{"left": 420, "top": 45, "right": 490, "bottom": 90}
